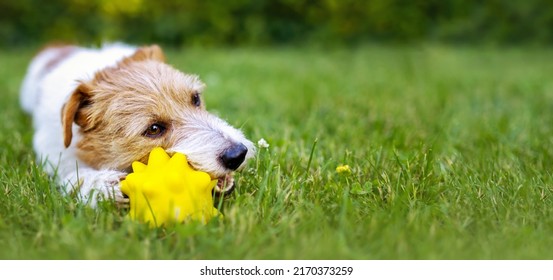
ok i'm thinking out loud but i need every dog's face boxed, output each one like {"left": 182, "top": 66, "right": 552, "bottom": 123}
{"left": 62, "top": 46, "right": 254, "bottom": 192}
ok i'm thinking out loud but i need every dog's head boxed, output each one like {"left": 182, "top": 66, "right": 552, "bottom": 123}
{"left": 62, "top": 45, "right": 255, "bottom": 193}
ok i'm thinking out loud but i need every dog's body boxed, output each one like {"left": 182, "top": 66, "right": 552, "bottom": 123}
{"left": 21, "top": 43, "right": 254, "bottom": 206}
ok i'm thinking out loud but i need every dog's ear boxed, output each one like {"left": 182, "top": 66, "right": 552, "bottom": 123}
{"left": 121, "top": 45, "right": 165, "bottom": 64}
{"left": 61, "top": 83, "right": 92, "bottom": 148}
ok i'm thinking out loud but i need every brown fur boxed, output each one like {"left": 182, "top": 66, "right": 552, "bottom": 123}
{"left": 61, "top": 45, "right": 206, "bottom": 171}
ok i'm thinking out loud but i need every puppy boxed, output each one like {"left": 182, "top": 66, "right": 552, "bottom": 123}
{"left": 20, "top": 43, "right": 255, "bottom": 207}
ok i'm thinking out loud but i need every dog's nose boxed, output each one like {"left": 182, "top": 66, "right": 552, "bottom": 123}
{"left": 220, "top": 143, "right": 248, "bottom": 170}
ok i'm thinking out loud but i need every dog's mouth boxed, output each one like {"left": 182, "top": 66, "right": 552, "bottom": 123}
{"left": 214, "top": 173, "right": 235, "bottom": 195}
{"left": 186, "top": 161, "right": 236, "bottom": 196}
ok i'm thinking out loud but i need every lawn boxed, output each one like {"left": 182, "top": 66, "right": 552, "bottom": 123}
{"left": 1, "top": 44, "right": 553, "bottom": 259}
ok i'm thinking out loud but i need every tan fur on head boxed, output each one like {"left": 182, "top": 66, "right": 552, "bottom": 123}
{"left": 62, "top": 45, "right": 168, "bottom": 149}
{"left": 62, "top": 45, "right": 205, "bottom": 171}
{"left": 123, "top": 45, "right": 165, "bottom": 63}
{"left": 61, "top": 87, "right": 79, "bottom": 147}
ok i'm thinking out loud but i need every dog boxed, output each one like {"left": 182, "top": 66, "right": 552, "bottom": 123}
{"left": 20, "top": 43, "right": 255, "bottom": 207}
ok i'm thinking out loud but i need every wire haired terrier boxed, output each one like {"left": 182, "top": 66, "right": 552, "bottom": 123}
{"left": 20, "top": 43, "right": 255, "bottom": 207}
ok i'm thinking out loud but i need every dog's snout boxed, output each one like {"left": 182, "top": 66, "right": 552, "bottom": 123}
{"left": 220, "top": 143, "right": 248, "bottom": 171}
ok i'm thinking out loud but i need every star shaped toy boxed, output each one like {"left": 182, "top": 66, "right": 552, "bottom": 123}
{"left": 121, "top": 147, "right": 221, "bottom": 227}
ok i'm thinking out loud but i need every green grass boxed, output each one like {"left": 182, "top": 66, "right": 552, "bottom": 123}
{"left": 1, "top": 45, "right": 553, "bottom": 259}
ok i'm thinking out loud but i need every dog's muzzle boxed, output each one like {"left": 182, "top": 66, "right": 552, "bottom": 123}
{"left": 214, "top": 173, "right": 236, "bottom": 196}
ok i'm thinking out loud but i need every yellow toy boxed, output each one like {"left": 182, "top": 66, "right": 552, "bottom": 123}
{"left": 121, "top": 147, "right": 221, "bottom": 227}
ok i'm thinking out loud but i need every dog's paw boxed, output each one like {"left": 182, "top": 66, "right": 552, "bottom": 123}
{"left": 65, "top": 169, "right": 128, "bottom": 207}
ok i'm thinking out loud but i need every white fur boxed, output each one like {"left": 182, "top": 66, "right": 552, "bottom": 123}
{"left": 169, "top": 110, "right": 255, "bottom": 177}
{"left": 20, "top": 43, "right": 254, "bottom": 207}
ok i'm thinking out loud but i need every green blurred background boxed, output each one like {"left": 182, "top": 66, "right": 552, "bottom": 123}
{"left": 2, "top": 0, "right": 553, "bottom": 47}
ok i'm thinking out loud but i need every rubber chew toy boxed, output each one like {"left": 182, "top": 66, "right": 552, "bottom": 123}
{"left": 121, "top": 147, "right": 221, "bottom": 227}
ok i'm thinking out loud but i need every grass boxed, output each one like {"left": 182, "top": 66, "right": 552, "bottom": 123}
{"left": 1, "top": 44, "right": 553, "bottom": 259}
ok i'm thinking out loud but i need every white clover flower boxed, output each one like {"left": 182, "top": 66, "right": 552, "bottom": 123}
{"left": 257, "top": 138, "right": 269, "bottom": 149}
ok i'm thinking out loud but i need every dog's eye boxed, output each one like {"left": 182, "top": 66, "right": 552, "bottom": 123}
{"left": 143, "top": 123, "right": 166, "bottom": 138}
{"left": 192, "top": 92, "right": 201, "bottom": 107}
